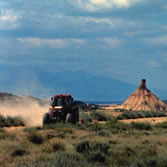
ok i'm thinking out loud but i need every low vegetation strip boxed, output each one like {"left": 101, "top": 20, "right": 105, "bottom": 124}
{"left": 90, "top": 111, "right": 116, "bottom": 121}
{"left": 117, "top": 110, "right": 166, "bottom": 120}
{"left": 0, "top": 114, "right": 25, "bottom": 127}
{"left": 80, "top": 111, "right": 117, "bottom": 122}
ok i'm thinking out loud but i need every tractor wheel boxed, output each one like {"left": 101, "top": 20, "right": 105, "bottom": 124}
{"left": 43, "top": 113, "right": 50, "bottom": 126}
{"left": 66, "top": 113, "right": 73, "bottom": 123}
{"left": 74, "top": 108, "right": 79, "bottom": 123}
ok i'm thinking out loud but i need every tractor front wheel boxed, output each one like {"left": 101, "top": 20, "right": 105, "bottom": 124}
{"left": 43, "top": 113, "right": 50, "bottom": 126}
{"left": 66, "top": 113, "right": 73, "bottom": 123}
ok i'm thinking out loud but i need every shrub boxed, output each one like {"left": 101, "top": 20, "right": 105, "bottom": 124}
{"left": 55, "top": 132, "right": 66, "bottom": 138}
{"left": 76, "top": 141, "right": 110, "bottom": 165}
{"left": 97, "top": 130, "right": 111, "bottom": 137}
{"left": 131, "top": 122, "right": 152, "bottom": 130}
{"left": 0, "top": 114, "right": 6, "bottom": 127}
{"left": 89, "top": 151, "right": 106, "bottom": 163}
{"left": 54, "top": 152, "right": 94, "bottom": 167}
{"left": 57, "top": 127, "right": 73, "bottom": 134}
{"left": 0, "top": 133, "right": 16, "bottom": 140}
{"left": 0, "top": 128, "right": 6, "bottom": 133}
{"left": 90, "top": 111, "right": 116, "bottom": 121}
{"left": 111, "top": 146, "right": 137, "bottom": 167}
{"left": 155, "top": 122, "right": 167, "bottom": 129}
{"left": 124, "top": 146, "right": 136, "bottom": 157}
{"left": 76, "top": 141, "right": 110, "bottom": 155}
{"left": 94, "top": 142, "right": 110, "bottom": 154}
{"left": 117, "top": 111, "right": 166, "bottom": 120}
{"left": 135, "top": 157, "right": 167, "bottom": 167}
{"left": 79, "top": 112, "right": 92, "bottom": 122}
{"left": 27, "top": 133, "right": 43, "bottom": 144}
{"left": 76, "top": 141, "right": 90, "bottom": 153}
{"left": 11, "top": 149, "right": 30, "bottom": 157}
{"left": 76, "top": 122, "right": 106, "bottom": 132}
{"left": 23, "top": 127, "right": 38, "bottom": 133}
{"left": 52, "top": 142, "right": 66, "bottom": 152}
{"left": 18, "top": 152, "right": 100, "bottom": 167}
{"left": 106, "top": 121, "right": 131, "bottom": 133}
{"left": 0, "top": 114, "right": 25, "bottom": 127}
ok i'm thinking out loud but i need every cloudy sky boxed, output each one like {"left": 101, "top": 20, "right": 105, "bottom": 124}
{"left": 0, "top": 0, "right": 167, "bottom": 93}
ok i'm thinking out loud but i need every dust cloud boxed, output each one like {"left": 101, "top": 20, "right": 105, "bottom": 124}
{"left": 0, "top": 97, "right": 50, "bottom": 126}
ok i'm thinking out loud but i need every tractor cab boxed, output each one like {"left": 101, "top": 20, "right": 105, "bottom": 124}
{"left": 50, "top": 94, "right": 74, "bottom": 107}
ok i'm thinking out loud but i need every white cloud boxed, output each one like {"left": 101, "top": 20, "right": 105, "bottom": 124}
{"left": 76, "top": 0, "right": 141, "bottom": 12}
{"left": 147, "top": 60, "right": 160, "bottom": 68}
{"left": 0, "top": 9, "right": 21, "bottom": 30}
{"left": 99, "top": 37, "right": 123, "bottom": 47}
{"left": 144, "top": 35, "right": 167, "bottom": 45}
{"left": 67, "top": 15, "right": 143, "bottom": 32}
{"left": 164, "top": 5, "right": 167, "bottom": 10}
{"left": 87, "top": 16, "right": 142, "bottom": 27}
{"left": 17, "top": 37, "right": 85, "bottom": 48}
{"left": 0, "top": 59, "right": 20, "bottom": 65}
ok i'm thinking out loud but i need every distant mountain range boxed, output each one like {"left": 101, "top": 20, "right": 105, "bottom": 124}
{"left": 0, "top": 69, "right": 167, "bottom": 101}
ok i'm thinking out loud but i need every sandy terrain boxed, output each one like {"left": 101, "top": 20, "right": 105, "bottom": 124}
{"left": 103, "top": 110, "right": 122, "bottom": 117}
{"left": 120, "top": 117, "right": 167, "bottom": 124}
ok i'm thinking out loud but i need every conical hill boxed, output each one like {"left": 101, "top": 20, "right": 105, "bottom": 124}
{"left": 121, "top": 79, "right": 167, "bottom": 111}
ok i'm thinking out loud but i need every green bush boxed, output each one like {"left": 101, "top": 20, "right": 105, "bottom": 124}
{"left": 117, "top": 111, "right": 166, "bottom": 120}
{"left": 131, "top": 122, "right": 152, "bottom": 130}
{"left": 17, "top": 152, "right": 101, "bottom": 167}
{"left": 94, "top": 142, "right": 110, "bottom": 154}
{"left": 76, "top": 141, "right": 110, "bottom": 155}
{"left": 0, "top": 133, "right": 16, "bottom": 140}
{"left": 90, "top": 111, "right": 116, "bottom": 121}
{"left": 89, "top": 151, "right": 106, "bottom": 163}
{"left": 79, "top": 112, "right": 92, "bottom": 122}
{"left": 0, "top": 114, "right": 25, "bottom": 127}
{"left": 23, "top": 127, "right": 38, "bottom": 133}
{"left": 76, "top": 141, "right": 90, "bottom": 153}
{"left": 155, "top": 121, "right": 167, "bottom": 128}
{"left": 0, "top": 114, "right": 6, "bottom": 127}
{"left": 97, "top": 129, "right": 111, "bottom": 137}
{"left": 11, "top": 149, "right": 30, "bottom": 157}
{"left": 0, "top": 128, "right": 6, "bottom": 133}
{"left": 135, "top": 157, "right": 167, "bottom": 167}
{"left": 106, "top": 121, "right": 131, "bottom": 133}
{"left": 76, "top": 141, "right": 110, "bottom": 164}
{"left": 27, "top": 133, "right": 43, "bottom": 144}
{"left": 111, "top": 145, "right": 137, "bottom": 167}
{"left": 89, "top": 123, "right": 105, "bottom": 131}
{"left": 52, "top": 142, "right": 66, "bottom": 152}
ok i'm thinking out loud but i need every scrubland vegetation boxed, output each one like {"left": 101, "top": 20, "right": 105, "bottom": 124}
{"left": 117, "top": 110, "right": 166, "bottom": 120}
{"left": 0, "top": 114, "right": 25, "bottom": 127}
{"left": 1, "top": 110, "right": 167, "bottom": 167}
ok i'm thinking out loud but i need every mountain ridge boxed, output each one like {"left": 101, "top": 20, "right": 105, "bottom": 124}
{"left": 0, "top": 69, "right": 166, "bottom": 101}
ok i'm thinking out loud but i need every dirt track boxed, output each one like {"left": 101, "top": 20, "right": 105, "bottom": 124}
{"left": 4, "top": 126, "right": 25, "bottom": 132}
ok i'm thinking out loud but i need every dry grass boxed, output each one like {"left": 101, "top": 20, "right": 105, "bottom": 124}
{"left": 2, "top": 110, "right": 167, "bottom": 167}
{"left": 121, "top": 117, "right": 167, "bottom": 124}
{"left": 103, "top": 110, "right": 122, "bottom": 117}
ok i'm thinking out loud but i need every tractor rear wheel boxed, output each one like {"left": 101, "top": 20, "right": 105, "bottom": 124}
{"left": 74, "top": 108, "right": 79, "bottom": 123}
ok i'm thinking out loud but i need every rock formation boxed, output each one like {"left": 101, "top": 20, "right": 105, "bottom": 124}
{"left": 120, "top": 79, "right": 167, "bottom": 111}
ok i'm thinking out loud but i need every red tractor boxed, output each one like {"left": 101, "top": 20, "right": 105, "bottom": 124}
{"left": 43, "top": 94, "right": 79, "bottom": 125}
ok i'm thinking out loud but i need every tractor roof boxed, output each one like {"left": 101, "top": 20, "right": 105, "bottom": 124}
{"left": 54, "top": 94, "right": 72, "bottom": 98}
